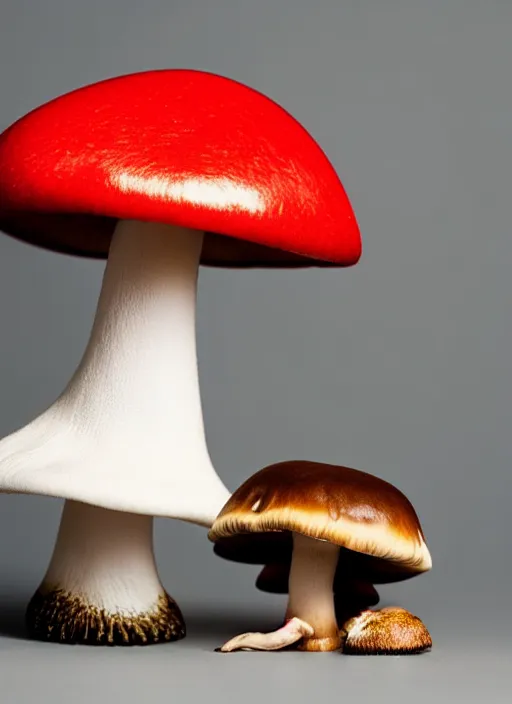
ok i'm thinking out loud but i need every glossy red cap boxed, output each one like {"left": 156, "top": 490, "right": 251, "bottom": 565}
{"left": 0, "top": 69, "right": 361, "bottom": 267}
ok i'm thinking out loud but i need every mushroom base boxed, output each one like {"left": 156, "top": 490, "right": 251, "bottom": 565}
{"left": 298, "top": 634, "right": 342, "bottom": 652}
{"left": 26, "top": 586, "right": 185, "bottom": 645}
{"left": 27, "top": 502, "right": 185, "bottom": 646}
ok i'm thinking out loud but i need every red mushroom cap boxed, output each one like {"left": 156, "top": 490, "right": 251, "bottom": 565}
{"left": 0, "top": 69, "right": 361, "bottom": 267}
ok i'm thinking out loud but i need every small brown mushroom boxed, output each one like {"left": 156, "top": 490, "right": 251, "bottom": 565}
{"left": 209, "top": 460, "right": 432, "bottom": 653}
{"left": 342, "top": 607, "right": 432, "bottom": 655}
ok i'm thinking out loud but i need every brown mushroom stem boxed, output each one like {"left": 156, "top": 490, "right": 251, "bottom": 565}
{"left": 285, "top": 534, "right": 341, "bottom": 652}
{"left": 219, "top": 533, "right": 342, "bottom": 653}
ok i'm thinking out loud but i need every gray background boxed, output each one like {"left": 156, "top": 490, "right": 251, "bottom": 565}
{"left": 0, "top": 0, "right": 510, "bottom": 700}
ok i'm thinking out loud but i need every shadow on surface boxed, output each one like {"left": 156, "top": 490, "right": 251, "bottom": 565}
{"left": 181, "top": 605, "right": 281, "bottom": 641}
{"left": 0, "top": 596, "right": 28, "bottom": 641}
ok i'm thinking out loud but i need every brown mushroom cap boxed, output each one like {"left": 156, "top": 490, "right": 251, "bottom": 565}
{"left": 209, "top": 461, "right": 432, "bottom": 579}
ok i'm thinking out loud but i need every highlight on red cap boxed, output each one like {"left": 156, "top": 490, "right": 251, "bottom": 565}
{"left": 0, "top": 69, "right": 361, "bottom": 267}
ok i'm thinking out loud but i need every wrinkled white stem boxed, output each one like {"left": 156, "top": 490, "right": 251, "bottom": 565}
{"left": 0, "top": 220, "right": 230, "bottom": 523}
{"left": 43, "top": 501, "right": 163, "bottom": 613}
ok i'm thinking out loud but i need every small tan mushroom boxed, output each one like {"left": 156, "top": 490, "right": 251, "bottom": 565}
{"left": 342, "top": 607, "right": 432, "bottom": 655}
{"left": 209, "top": 460, "right": 432, "bottom": 653}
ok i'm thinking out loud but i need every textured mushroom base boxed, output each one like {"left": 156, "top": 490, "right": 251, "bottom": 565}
{"left": 298, "top": 634, "right": 343, "bottom": 652}
{"left": 342, "top": 607, "right": 432, "bottom": 655}
{"left": 26, "top": 587, "right": 186, "bottom": 645}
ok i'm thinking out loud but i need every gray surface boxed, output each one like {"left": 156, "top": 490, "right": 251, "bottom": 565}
{"left": 0, "top": 0, "right": 511, "bottom": 700}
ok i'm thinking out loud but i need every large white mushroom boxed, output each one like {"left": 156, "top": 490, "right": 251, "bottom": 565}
{"left": 0, "top": 69, "right": 361, "bottom": 644}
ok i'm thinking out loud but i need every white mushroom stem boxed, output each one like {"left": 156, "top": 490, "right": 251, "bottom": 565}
{"left": 0, "top": 219, "right": 231, "bottom": 639}
{"left": 219, "top": 533, "right": 341, "bottom": 652}
{"left": 41, "top": 501, "right": 165, "bottom": 615}
{"left": 0, "top": 219, "right": 230, "bottom": 518}
{"left": 286, "top": 533, "right": 340, "bottom": 642}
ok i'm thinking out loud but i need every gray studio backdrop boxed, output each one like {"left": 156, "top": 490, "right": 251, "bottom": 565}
{"left": 0, "top": 0, "right": 511, "bottom": 700}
